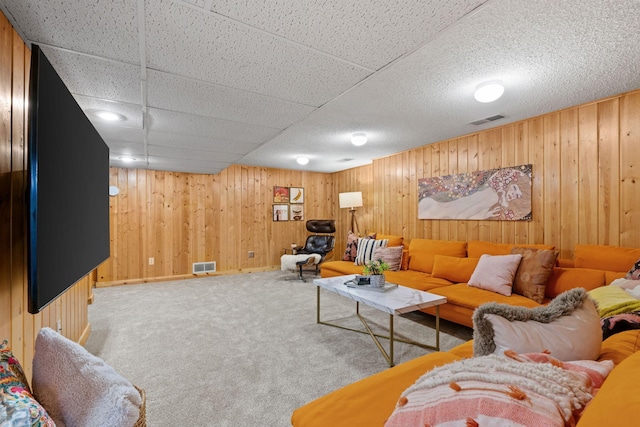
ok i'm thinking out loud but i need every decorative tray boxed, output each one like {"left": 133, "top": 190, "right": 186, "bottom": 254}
{"left": 344, "top": 281, "right": 398, "bottom": 292}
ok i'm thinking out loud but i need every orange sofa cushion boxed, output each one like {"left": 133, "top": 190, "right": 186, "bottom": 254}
{"left": 597, "top": 329, "right": 640, "bottom": 366}
{"left": 429, "top": 283, "right": 540, "bottom": 311}
{"left": 574, "top": 244, "right": 640, "bottom": 273}
{"left": 544, "top": 267, "right": 606, "bottom": 299}
{"left": 578, "top": 346, "right": 640, "bottom": 426}
{"left": 408, "top": 239, "right": 467, "bottom": 274}
{"left": 431, "top": 255, "right": 479, "bottom": 283}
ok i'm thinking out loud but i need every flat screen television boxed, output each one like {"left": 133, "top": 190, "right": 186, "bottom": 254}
{"left": 27, "top": 44, "right": 110, "bottom": 314}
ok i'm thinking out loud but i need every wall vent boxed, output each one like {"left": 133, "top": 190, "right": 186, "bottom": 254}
{"left": 336, "top": 158, "right": 355, "bottom": 162}
{"left": 193, "top": 261, "right": 216, "bottom": 274}
{"left": 470, "top": 114, "right": 506, "bottom": 126}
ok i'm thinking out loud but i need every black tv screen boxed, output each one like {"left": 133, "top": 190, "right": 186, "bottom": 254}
{"left": 27, "top": 45, "right": 110, "bottom": 314}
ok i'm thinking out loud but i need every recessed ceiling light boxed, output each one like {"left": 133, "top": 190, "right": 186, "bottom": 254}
{"left": 94, "top": 110, "right": 126, "bottom": 122}
{"left": 118, "top": 156, "right": 136, "bottom": 162}
{"left": 296, "top": 156, "right": 309, "bottom": 165}
{"left": 474, "top": 81, "right": 504, "bottom": 103}
{"left": 351, "top": 133, "right": 367, "bottom": 146}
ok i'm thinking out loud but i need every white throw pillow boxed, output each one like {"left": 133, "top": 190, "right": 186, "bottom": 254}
{"left": 472, "top": 288, "right": 602, "bottom": 361}
{"left": 32, "top": 328, "right": 142, "bottom": 427}
{"left": 467, "top": 253, "right": 523, "bottom": 296}
{"left": 354, "top": 238, "right": 388, "bottom": 266}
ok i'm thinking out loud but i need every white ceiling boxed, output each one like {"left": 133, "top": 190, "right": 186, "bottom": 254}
{"left": 2, "top": 0, "right": 639, "bottom": 174}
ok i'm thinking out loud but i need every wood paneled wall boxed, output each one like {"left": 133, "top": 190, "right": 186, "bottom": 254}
{"left": 334, "top": 91, "right": 640, "bottom": 260}
{"left": 98, "top": 165, "right": 334, "bottom": 283}
{"left": 103, "top": 90, "right": 640, "bottom": 283}
{"left": 0, "top": 12, "right": 91, "bottom": 380}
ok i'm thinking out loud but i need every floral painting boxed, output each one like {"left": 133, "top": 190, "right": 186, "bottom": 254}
{"left": 418, "top": 164, "right": 532, "bottom": 220}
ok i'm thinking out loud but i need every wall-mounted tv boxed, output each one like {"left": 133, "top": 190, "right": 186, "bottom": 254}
{"left": 27, "top": 45, "right": 110, "bottom": 314}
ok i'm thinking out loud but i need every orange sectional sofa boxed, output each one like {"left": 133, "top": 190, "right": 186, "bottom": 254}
{"left": 320, "top": 239, "right": 638, "bottom": 327}
{"left": 294, "top": 240, "right": 640, "bottom": 426}
{"left": 291, "top": 329, "right": 640, "bottom": 426}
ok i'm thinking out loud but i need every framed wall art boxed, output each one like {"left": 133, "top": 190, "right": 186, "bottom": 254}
{"left": 289, "top": 187, "right": 304, "bottom": 204}
{"left": 273, "top": 186, "right": 289, "bottom": 203}
{"left": 290, "top": 205, "right": 304, "bottom": 221}
{"left": 273, "top": 204, "right": 289, "bottom": 221}
{"left": 418, "top": 164, "right": 532, "bottom": 221}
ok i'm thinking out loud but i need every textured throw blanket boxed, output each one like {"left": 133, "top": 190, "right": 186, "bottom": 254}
{"left": 385, "top": 352, "right": 613, "bottom": 427}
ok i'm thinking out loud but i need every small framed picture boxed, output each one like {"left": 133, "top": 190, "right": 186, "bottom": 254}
{"left": 290, "top": 205, "right": 304, "bottom": 221}
{"left": 273, "top": 204, "right": 289, "bottom": 221}
{"left": 289, "top": 187, "right": 304, "bottom": 204}
{"left": 273, "top": 186, "right": 289, "bottom": 203}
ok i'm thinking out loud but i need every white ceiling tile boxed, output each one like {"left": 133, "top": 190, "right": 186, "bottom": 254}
{"left": 94, "top": 123, "right": 145, "bottom": 143}
{"left": 147, "top": 108, "right": 280, "bottom": 143}
{"left": 147, "top": 71, "right": 315, "bottom": 128}
{"left": 148, "top": 131, "right": 260, "bottom": 155}
{"left": 144, "top": 0, "right": 371, "bottom": 106}
{"left": 204, "top": 0, "right": 488, "bottom": 70}
{"left": 38, "top": 46, "right": 141, "bottom": 104}
{"left": 148, "top": 145, "right": 242, "bottom": 162}
{"left": 1, "top": 0, "right": 140, "bottom": 64}
{"left": 148, "top": 156, "right": 230, "bottom": 175}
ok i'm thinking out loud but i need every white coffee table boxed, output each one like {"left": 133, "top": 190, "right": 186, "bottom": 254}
{"left": 312, "top": 275, "right": 447, "bottom": 367}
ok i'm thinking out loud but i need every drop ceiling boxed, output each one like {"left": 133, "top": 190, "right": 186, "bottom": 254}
{"left": 2, "top": 0, "right": 639, "bottom": 174}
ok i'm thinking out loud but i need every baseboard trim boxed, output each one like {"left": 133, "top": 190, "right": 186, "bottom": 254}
{"left": 78, "top": 322, "right": 91, "bottom": 346}
{"left": 96, "top": 266, "right": 280, "bottom": 288}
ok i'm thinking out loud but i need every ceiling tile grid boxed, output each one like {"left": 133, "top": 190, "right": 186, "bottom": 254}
{"left": 1, "top": 0, "right": 639, "bottom": 175}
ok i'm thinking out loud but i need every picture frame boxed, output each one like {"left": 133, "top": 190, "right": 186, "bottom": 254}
{"left": 418, "top": 164, "right": 532, "bottom": 221}
{"left": 273, "top": 204, "right": 289, "bottom": 221}
{"left": 289, "top": 187, "right": 304, "bottom": 204}
{"left": 290, "top": 205, "right": 304, "bottom": 221}
{"left": 273, "top": 186, "right": 289, "bottom": 203}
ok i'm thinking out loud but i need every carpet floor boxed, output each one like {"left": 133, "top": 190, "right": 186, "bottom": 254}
{"left": 85, "top": 271, "right": 472, "bottom": 426}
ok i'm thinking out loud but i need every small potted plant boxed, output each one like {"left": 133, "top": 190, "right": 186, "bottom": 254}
{"left": 363, "top": 258, "right": 389, "bottom": 287}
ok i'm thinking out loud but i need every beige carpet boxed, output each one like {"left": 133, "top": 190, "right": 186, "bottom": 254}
{"left": 85, "top": 271, "right": 472, "bottom": 426}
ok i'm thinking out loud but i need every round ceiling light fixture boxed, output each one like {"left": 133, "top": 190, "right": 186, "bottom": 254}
{"left": 351, "top": 133, "right": 367, "bottom": 146}
{"left": 118, "top": 156, "right": 136, "bottom": 162}
{"left": 94, "top": 110, "right": 126, "bottom": 122}
{"left": 296, "top": 156, "right": 309, "bottom": 165}
{"left": 474, "top": 81, "right": 504, "bottom": 103}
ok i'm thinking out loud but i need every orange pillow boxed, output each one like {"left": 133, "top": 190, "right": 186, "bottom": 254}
{"left": 376, "top": 234, "right": 404, "bottom": 247}
{"left": 431, "top": 255, "right": 479, "bottom": 283}
{"left": 574, "top": 244, "right": 640, "bottom": 273}
{"left": 408, "top": 239, "right": 467, "bottom": 274}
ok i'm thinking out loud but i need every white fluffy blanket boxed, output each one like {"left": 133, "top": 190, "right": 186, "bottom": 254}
{"left": 280, "top": 254, "right": 321, "bottom": 271}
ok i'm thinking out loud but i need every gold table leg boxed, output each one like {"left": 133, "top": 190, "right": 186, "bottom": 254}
{"left": 315, "top": 288, "right": 441, "bottom": 367}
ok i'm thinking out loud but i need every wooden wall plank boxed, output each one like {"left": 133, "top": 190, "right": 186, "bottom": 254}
{"left": 559, "top": 109, "right": 579, "bottom": 259}
{"left": 620, "top": 92, "right": 640, "bottom": 247}
{"left": 598, "top": 98, "right": 620, "bottom": 246}
{"left": 578, "top": 104, "right": 599, "bottom": 244}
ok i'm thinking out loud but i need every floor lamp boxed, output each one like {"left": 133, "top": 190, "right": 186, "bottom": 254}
{"left": 339, "top": 191, "right": 363, "bottom": 236}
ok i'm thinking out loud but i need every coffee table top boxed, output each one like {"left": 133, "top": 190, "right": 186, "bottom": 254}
{"left": 312, "top": 275, "right": 447, "bottom": 315}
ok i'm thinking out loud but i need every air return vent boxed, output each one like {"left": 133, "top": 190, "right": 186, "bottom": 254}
{"left": 470, "top": 114, "right": 506, "bottom": 126}
{"left": 336, "top": 158, "right": 355, "bottom": 163}
{"left": 193, "top": 261, "right": 216, "bottom": 274}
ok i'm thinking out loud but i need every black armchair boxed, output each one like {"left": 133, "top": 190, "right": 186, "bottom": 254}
{"left": 284, "top": 219, "right": 336, "bottom": 281}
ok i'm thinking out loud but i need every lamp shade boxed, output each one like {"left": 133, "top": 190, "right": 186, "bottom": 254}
{"left": 339, "top": 191, "right": 363, "bottom": 209}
